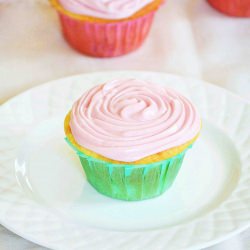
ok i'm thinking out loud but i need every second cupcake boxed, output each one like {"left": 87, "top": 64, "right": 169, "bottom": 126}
{"left": 51, "top": 0, "right": 163, "bottom": 57}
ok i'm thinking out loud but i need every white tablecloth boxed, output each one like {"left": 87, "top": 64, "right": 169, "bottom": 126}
{"left": 0, "top": 0, "right": 249, "bottom": 249}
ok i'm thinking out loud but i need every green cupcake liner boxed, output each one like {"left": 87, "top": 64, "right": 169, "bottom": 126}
{"left": 66, "top": 138, "right": 191, "bottom": 201}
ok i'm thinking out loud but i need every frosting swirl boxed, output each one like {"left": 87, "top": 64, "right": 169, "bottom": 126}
{"left": 70, "top": 79, "right": 201, "bottom": 162}
{"left": 58, "top": 0, "right": 154, "bottom": 19}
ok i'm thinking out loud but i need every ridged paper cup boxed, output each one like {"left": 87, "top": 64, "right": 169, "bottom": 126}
{"left": 207, "top": 0, "right": 250, "bottom": 17}
{"left": 51, "top": 0, "right": 159, "bottom": 57}
{"left": 66, "top": 138, "right": 191, "bottom": 201}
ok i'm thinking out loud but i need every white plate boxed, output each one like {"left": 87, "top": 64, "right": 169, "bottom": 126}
{"left": 0, "top": 71, "right": 250, "bottom": 250}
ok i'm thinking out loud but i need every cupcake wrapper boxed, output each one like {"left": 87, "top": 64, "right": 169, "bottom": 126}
{"left": 66, "top": 139, "right": 190, "bottom": 201}
{"left": 58, "top": 11, "right": 155, "bottom": 57}
{"left": 207, "top": 0, "right": 250, "bottom": 17}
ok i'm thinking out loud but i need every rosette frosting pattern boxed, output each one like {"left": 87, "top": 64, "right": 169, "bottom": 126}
{"left": 58, "top": 0, "right": 154, "bottom": 19}
{"left": 70, "top": 79, "right": 201, "bottom": 162}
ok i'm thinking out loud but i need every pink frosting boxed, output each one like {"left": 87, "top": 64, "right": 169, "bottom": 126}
{"left": 70, "top": 79, "right": 201, "bottom": 162}
{"left": 58, "top": 0, "right": 154, "bottom": 19}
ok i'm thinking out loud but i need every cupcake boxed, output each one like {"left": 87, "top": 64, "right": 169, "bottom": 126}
{"left": 64, "top": 79, "right": 201, "bottom": 201}
{"left": 207, "top": 0, "right": 250, "bottom": 17}
{"left": 50, "top": 0, "right": 163, "bottom": 57}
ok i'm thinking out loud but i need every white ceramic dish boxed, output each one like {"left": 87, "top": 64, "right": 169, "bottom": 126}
{"left": 0, "top": 71, "right": 249, "bottom": 250}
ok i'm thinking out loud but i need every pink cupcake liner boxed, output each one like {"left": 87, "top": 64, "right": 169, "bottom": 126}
{"left": 208, "top": 0, "right": 250, "bottom": 17}
{"left": 58, "top": 11, "right": 156, "bottom": 57}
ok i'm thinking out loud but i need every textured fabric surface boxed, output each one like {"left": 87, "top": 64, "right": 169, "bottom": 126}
{"left": 0, "top": 0, "right": 249, "bottom": 249}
